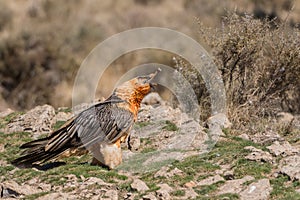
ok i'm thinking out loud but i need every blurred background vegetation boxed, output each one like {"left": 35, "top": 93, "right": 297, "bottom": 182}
{"left": 0, "top": 0, "right": 299, "bottom": 127}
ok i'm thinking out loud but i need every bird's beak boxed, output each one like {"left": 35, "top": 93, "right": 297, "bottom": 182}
{"left": 147, "top": 68, "right": 161, "bottom": 83}
{"left": 148, "top": 68, "right": 161, "bottom": 91}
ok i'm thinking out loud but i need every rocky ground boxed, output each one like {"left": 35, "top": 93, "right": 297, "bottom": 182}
{"left": 0, "top": 93, "right": 300, "bottom": 200}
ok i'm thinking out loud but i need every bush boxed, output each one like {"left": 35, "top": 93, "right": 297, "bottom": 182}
{"left": 178, "top": 13, "right": 300, "bottom": 129}
{"left": 0, "top": 31, "right": 77, "bottom": 109}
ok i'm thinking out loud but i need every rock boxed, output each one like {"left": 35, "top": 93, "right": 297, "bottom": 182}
{"left": 0, "top": 108, "right": 14, "bottom": 118}
{"left": 238, "top": 133, "right": 250, "bottom": 140}
{"left": 5, "top": 104, "right": 56, "bottom": 135}
{"left": 26, "top": 178, "right": 51, "bottom": 192}
{"left": 156, "top": 184, "right": 173, "bottom": 200}
{"left": 206, "top": 113, "right": 231, "bottom": 141}
{"left": 83, "top": 177, "right": 110, "bottom": 186}
{"left": 122, "top": 192, "right": 134, "bottom": 200}
{"left": 217, "top": 176, "right": 254, "bottom": 195}
{"left": 276, "top": 112, "right": 294, "bottom": 124}
{"left": 184, "top": 180, "right": 196, "bottom": 188}
{"left": 198, "top": 174, "right": 224, "bottom": 186}
{"left": 267, "top": 141, "right": 298, "bottom": 157}
{"left": 102, "top": 190, "right": 118, "bottom": 200}
{"left": 54, "top": 111, "right": 73, "bottom": 122}
{"left": 1, "top": 180, "right": 42, "bottom": 198}
{"left": 0, "top": 144, "right": 4, "bottom": 153}
{"left": 223, "top": 170, "right": 235, "bottom": 180}
{"left": 142, "top": 92, "right": 164, "bottom": 106}
{"left": 131, "top": 179, "right": 149, "bottom": 192}
{"left": 184, "top": 188, "right": 198, "bottom": 199}
{"left": 244, "top": 146, "right": 273, "bottom": 163}
{"left": 239, "top": 179, "right": 272, "bottom": 200}
{"left": 143, "top": 193, "right": 157, "bottom": 200}
{"left": 279, "top": 155, "right": 300, "bottom": 181}
{"left": 207, "top": 113, "right": 232, "bottom": 129}
{"left": 128, "top": 133, "right": 141, "bottom": 151}
{"left": 249, "top": 130, "right": 282, "bottom": 145}
{"left": 154, "top": 166, "right": 183, "bottom": 178}
{"left": 36, "top": 192, "right": 77, "bottom": 200}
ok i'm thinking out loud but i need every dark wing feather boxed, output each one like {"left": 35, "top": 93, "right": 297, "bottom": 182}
{"left": 79, "top": 104, "right": 134, "bottom": 147}
{"left": 45, "top": 101, "right": 134, "bottom": 152}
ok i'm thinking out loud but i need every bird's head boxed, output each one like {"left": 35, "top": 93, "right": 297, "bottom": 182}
{"left": 112, "top": 69, "right": 161, "bottom": 113}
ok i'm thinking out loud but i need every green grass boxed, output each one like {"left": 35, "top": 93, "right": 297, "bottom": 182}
{"left": 0, "top": 112, "right": 24, "bottom": 129}
{"left": 57, "top": 107, "right": 72, "bottom": 113}
{"left": 216, "top": 193, "right": 240, "bottom": 199}
{"left": 171, "top": 189, "right": 186, "bottom": 196}
{"left": 141, "top": 147, "right": 157, "bottom": 153}
{"left": 135, "top": 121, "right": 152, "bottom": 128}
{"left": 234, "top": 158, "right": 271, "bottom": 179}
{"left": 162, "top": 120, "right": 179, "bottom": 131}
{"left": 52, "top": 120, "right": 66, "bottom": 130}
{"left": 24, "top": 192, "right": 51, "bottom": 200}
{"left": 0, "top": 131, "right": 32, "bottom": 162}
{"left": 195, "top": 181, "right": 224, "bottom": 195}
{"left": 270, "top": 175, "right": 300, "bottom": 200}
{"left": 173, "top": 155, "right": 220, "bottom": 176}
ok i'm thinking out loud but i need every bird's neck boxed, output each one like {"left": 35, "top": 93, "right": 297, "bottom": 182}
{"left": 111, "top": 90, "right": 145, "bottom": 121}
{"left": 127, "top": 91, "right": 145, "bottom": 121}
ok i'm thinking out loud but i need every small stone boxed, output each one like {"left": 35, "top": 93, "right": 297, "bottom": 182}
{"left": 83, "top": 177, "right": 110, "bottom": 187}
{"left": 156, "top": 184, "right": 173, "bottom": 200}
{"left": 131, "top": 179, "right": 149, "bottom": 192}
{"left": 0, "top": 144, "right": 4, "bottom": 153}
{"left": 239, "top": 133, "right": 250, "bottom": 140}
{"left": 128, "top": 134, "right": 141, "bottom": 151}
{"left": 143, "top": 193, "right": 157, "bottom": 200}
{"left": 154, "top": 166, "right": 183, "bottom": 178}
{"left": 184, "top": 180, "right": 196, "bottom": 188}
{"left": 224, "top": 170, "right": 234, "bottom": 180}
{"left": 5, "top": 104, "right": 56, "bottom": 135}
{"left": 239, "top": 179, "right": 272, "bottom": 200}
{"left": 217, "top": 176, "right": 254, "bottom": 195}
{"left": 0, "top": 108, "right": 14, "bottom": 118}
{"left": 267, "top": 141, "right": 298, "bottom": 157}
{"left": 244, "top": 146, "right": 273, "bottom": 163}
{"left": 279, "top": 155, "right": 300, "bottom": 181}
{"left": 249, "top": 130, "right": 282, "bottom": 145}
{"left": 55, "top": 111, "right": 73, "bottom": 122}
{"left": 142, "top": 92, "right": 163, "bottom": 105}
{"left": 103, "top": 190, "right": 118, "bottom": 200}
{"left": 1, "top": 180, "right": 42, "bottom": 197}
{"left": 184, "top": 188, "right": 198, "bottom": 199}
{"left": 206, "top": 113, "right": 231, "bottom": 138}
{"left": 276, "top": 112, "right": 294, "bottom": 124}
{"left": 198, "top": 175, "right": 224, "bottom": 186}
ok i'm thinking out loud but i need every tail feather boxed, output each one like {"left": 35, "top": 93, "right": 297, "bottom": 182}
{"left": 11, "top": 137, "right": 68, "bottom": 167}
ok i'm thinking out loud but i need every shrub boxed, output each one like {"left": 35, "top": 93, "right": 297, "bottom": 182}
{"left": 176, "top": 13, "right": 300, "bottom": 129}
